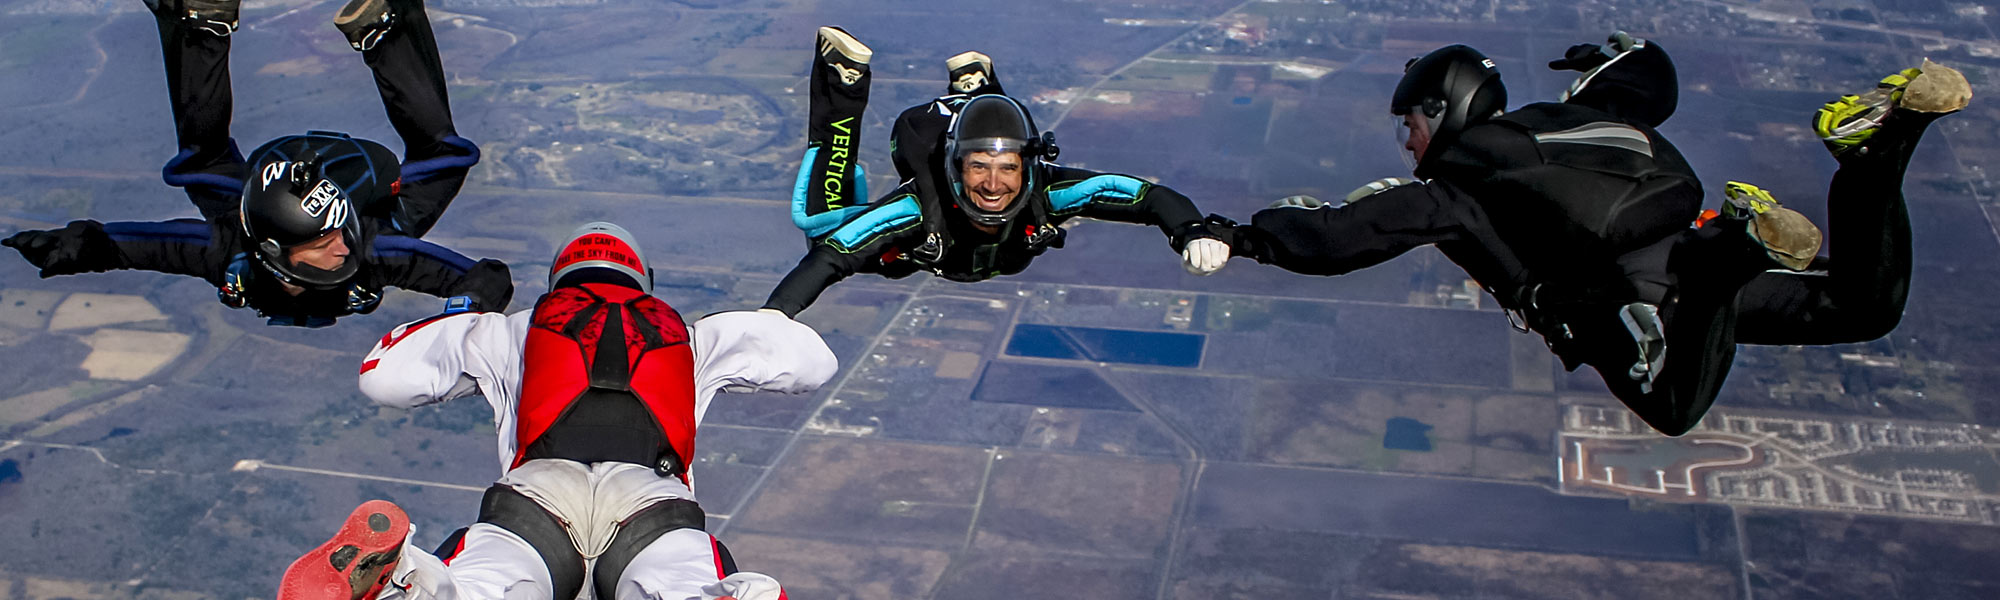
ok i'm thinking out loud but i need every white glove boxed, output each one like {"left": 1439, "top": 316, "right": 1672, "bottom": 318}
{"left": 702, "top": 572, "right": 785, "bottom": 600}
{"left": 1181, "top": 237, "right": 1230, "bottom": 276}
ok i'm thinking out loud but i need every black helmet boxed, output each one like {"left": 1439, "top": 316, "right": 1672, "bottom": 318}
{"left": 1392, "top": 45, "right": 1507, "bottom": 166}
{"left": 943, "top": 95, "right": 1056, "bottom": 227}
{"left": 239, "top": 131, "right": 398, "bottom": 288}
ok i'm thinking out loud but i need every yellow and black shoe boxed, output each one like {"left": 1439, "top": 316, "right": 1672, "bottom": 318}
{"left": 1723, "top": 181, "right": 1820, "bottom": 271}
{"left": 1814, "top": 60, "right": 1971, "bottom": 156}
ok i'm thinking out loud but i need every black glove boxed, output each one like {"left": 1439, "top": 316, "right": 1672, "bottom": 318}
{"left": 1548, "top": 43, "right": 1611, "bottom": 72}
{"left": 3, "top": 229, "right": 63, "bottom": 273}
{"left": 1200, "top": 214, "right": 1274, "bottom": 261}
{"left": 4, "top": 221, "right": 114, "bottom": 277}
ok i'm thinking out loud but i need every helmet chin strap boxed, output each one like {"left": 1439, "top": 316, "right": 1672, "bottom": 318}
{"left": 257, "top": 252, "right": 356, "bottom": 290}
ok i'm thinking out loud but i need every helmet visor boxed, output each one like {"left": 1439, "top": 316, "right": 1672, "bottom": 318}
{"left": 1393, "top": 112, "right": 1436, "bottom": 171}
{"left": 957, "top": 136, "right": 1027, "bottom": 156}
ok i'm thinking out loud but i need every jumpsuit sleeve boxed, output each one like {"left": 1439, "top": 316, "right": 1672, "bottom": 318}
{"left": 1043, "top": 166, "right": 1215, "bottom": 250}
{"left": 6, "top": 219, "right": 228, "bottom": 282}
{"left": 688, "top": 310, "right": 840, "bottom": 422}
{"left": 762, "top": 195, "right": 924, "bottom": 317}
{"left": 1240, "top": 179, "right": 1517, "bottom": 277}
{"left": 358, "top": 310, "right": 526, "bottom": 410}
{"left": 365, "top": 233, "right": 516, "bottom": 312}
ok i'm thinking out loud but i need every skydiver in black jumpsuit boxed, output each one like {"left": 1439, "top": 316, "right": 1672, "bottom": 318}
{"left": 2, "top": 0, "right": 511, "bottom": 327}
{"left": 1210, "top": 34, "right": 1971, "bottom": 435}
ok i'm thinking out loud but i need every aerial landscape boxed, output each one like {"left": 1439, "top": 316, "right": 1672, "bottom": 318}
{"left": 2, "top": 0, "right": 1999, "bottom": 597}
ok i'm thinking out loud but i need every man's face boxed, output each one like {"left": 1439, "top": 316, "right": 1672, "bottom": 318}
{"left": 1398, "top": 112, "right": 1433, "bottom": 169}
{"left": 286, "top": 229, "right": 350, "bottom": 272}
{"left": 960, "top": 150, "right": 1024, "bottom": 214}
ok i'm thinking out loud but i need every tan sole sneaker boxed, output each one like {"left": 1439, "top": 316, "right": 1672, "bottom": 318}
{"left": 947, "top": 51, "right": 994, "bottom": 94}
{"left": 817, "top": 26, "right": 872, "bottom": 64}
{"left": 1749, "top": 207, "right": 1823, "bottom": 271}
{"left": 1903, "top": 59, "right": 1972, "bottom": 113}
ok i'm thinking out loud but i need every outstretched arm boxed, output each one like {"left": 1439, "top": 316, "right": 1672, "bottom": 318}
{"left": 1046, "top": 166, "right": 1212, "bottom": 246}
{"left": 690, "top": 310, "right": 840, "bottom": 422}
{"left": 763, "top": 196, "right": 921, "bottom": 317}
{"left": 4, "top": 219, "right": 227, "bottom": 282}
{"left": 1225, "top": 179, "right": 1511, "bottom": 277}
{"left": 365, "top": 234, "right": 515, "bottom": 312}
{"left": 762, "top": 244, "right": 870, "bottom": 318}
{"left": 358, "top": 309, "right": 526, "bottom": 409}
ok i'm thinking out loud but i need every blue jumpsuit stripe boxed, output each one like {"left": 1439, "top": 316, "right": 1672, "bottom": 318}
{"left": 400, "top": 135, "right": 482, "bottom": 183}
{"left": 792, "top": 147, "right": 870, "bottom": 239}
{"left": 1046, "top": 175, "right": 1146, "bottom": 213}
{"left": 370, "top": 235, "right": 475, "bottom": 272}
{"left": 103, "top": 220, "right": 213, "bottom": 245}
{"left": 827, "top": 196, "right": 920, "bottom": 252}
{"left": 160, "top": 146, "right": 246, "bottom": 195}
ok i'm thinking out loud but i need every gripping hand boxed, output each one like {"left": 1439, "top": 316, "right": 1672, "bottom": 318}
{"left": 1181, "top": 237, "right": 1230, "bottom": 276}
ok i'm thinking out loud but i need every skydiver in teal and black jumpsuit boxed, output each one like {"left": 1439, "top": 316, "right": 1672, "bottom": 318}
{"left": 765, "top": 26, "right": 1233, "bottom": 317}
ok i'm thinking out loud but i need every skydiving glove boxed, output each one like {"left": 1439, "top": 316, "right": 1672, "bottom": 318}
{"left": 1181, "top": 237, "right": 1229, "bottom": 276}
{"left": 2, "top": 230, "right": 60, "bottom": 271}
{"left": 3, "top": 221, "right": 112, "bottom": 277}
{"left": 1199, "top": 214, "right": 1275, "bottom": 263}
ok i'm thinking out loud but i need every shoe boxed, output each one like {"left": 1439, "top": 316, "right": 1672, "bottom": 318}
{"left": 182, "top": 0, "right": 239, "bottom": 36}
{"left": 1814, "top": 61, "right": 1971, "bottom": 156}
{"left": 334, "top": 0, "right": 396, "bottom": 52}
{"left": 1723, "top": 181, "right": 1821, "bottom": 271}
{"left": 946, "top": 51, "right": 995, "bottom": 94}
{"left": 1619, "top": 302, "right": 1666, "bottom": 393}
{"left": 816, "top": 26, "right": 871, "bottom": 86}
{"left": 1902, "top": 59, "right": 1972, "bottom": 114}
{"left": 279, "top": 500, "right": 410, "bottom": 600}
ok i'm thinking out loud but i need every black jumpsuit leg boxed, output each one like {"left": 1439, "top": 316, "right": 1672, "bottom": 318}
{"left": 150, "top": 0, "right": 246, "bottom": 221}
{"left": 792, "top": 39, "right": 871, "bottom": 239}
{"left": 364, "top": 0, "right": 477, "bottom": 238}
{"left": 1583, "top": 223, "right": 1774, "bottom": 436}
{"left": 1731, "top": 110, "right": 1942, "bottom": 345}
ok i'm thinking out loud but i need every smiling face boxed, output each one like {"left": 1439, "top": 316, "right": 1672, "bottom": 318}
{"left": 959, "top": 150, "right": 1024, "bottom": 214}
{"left": 285, "top": 229, "right": 350, "bottom": 272}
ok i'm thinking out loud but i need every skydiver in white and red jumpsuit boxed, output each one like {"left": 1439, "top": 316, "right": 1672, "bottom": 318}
{"left": 278, "top": 222, "right": 837, "bottom": 600}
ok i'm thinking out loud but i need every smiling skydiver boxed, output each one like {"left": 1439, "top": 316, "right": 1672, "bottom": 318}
{"left": 1, "top": 0, "right": 509, "bottom": 327}
{"left": 765, "top": 26, "right": 1233, "bottom": 318}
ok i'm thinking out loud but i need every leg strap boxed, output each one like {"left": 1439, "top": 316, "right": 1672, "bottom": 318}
{"left": 476, "top": 485, "right": 586, "bottom": 600}
{"left": 592, "top": 499, "right": 707, "bottom": 599}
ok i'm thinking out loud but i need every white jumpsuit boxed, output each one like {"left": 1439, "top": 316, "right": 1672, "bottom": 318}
{"left": 357, "top": 308, "right": 837, "bottom": 600}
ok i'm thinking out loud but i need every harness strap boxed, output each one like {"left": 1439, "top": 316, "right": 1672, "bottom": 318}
{"left": 476, "top": 485, "right": 586, "bottom": 600}
{"left": 591, "top": 499, "right": 708, "bottom": 598}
